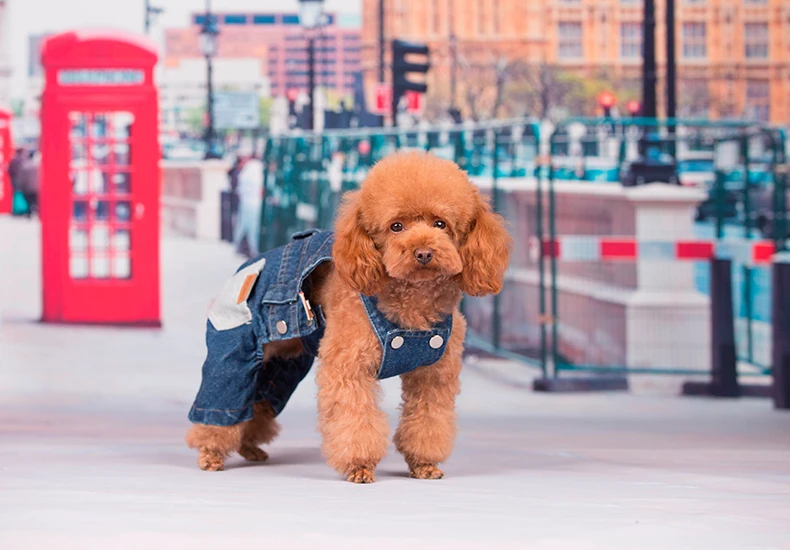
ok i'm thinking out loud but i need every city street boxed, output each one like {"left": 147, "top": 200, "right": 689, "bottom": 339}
{"left": 1, "top": 215, "right": 789, "bottom": 550}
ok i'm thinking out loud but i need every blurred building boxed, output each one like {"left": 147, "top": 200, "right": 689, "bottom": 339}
{"left": 362, "top": 0, "right": 790, "bottom": 123}
{"left": 164, "top": 12, "right": 362, "bottom": 100}
{"left": 0, "top": 0, "right": 11, "bottom": 107}
{"left": 159, "top": 58, "right": 270, "bottom": 135}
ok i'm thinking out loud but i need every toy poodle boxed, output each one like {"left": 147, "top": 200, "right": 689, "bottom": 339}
{"left": 185, "top": 150, "right": 511, "bottom": 483}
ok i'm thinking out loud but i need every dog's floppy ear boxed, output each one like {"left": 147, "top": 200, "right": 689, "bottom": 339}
{"left": 332, "top": 191, "right": 386, "bottom": 295}
{"left": 459, "top": 190, "right": 512, "bottom": 297}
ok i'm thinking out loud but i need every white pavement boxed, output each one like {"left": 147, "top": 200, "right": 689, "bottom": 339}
{"left": 1, "top": 216, "right": 789, "bottom": 550}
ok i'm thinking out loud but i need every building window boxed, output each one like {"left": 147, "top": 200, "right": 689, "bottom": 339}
{"left": 684, "top": 0, "right": 705, "bottom": 4}
{"left": 477, "top": 0, "right": 485, "bottom": 35}
{"left": 746, "top": 81, "right": 770, "bottom": 122}
{"left": 744, "top": 23, "right": 768, "bottom": 59}
{"left": 433, "top": 0, "right": 441, "bottom": 35}
{"left": 744, "top": 0, "right": 767, "bottom": 4}
{"left": 253, "top": 14, "right": 276, "bottom": 25}
{"left": 620, "top": 22, "right": 642, "bottom": 59}
{"left": 493, "top": 0, "right": 500, "bottom": 35}
{"left": 282, "top": 14, "right": 300, "bottom": 25}
{"left": 682, "top": 22, "right": 706, "bottom": 58}
{"left": 223, "top": 14, "right": 247, "bottom": 25}
{"left": 557, "top": 22, "right": 583, "bottom": 59}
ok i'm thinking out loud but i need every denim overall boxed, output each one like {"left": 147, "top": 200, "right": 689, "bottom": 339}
{"left": 188, "top": 229, "right": 453, "bottom": 427}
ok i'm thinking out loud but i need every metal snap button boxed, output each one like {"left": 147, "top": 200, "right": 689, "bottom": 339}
{"left": 429, "top": 335, "right": 444, "bottom": 349}
{"left": 276, "top": 320, "right": 288, "bottom": 335}
{"left": 391, "top": 336, "right": 404, "bottom": 349}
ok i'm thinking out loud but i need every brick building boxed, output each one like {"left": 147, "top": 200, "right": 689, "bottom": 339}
{"left": 362, "top": 0, "right": 790, "bottom": 123}
{"left": 165, "top": 12, "right": 362, "bottom": 99}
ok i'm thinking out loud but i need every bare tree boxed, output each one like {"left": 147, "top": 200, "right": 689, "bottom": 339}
{"left": 508, "top": 63, "right": 587, "bottom": 119}
{"left": 458, "top": 55, "right": 517, "bottom": 121}
{"left": 678, "top": 79, "right": 718, "bottom": 119}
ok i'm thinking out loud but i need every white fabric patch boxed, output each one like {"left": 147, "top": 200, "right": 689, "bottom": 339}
{"left": 208, "top": 258, "right": 266, "bottom": 331}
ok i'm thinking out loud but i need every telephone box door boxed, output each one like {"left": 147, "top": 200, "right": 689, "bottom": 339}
{"left": 55, "top": 104, "right": 159, "bottom": 324}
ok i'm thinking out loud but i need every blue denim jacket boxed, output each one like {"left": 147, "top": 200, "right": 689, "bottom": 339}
{"left": 188, "top": 229, "right": 452, "bottom": 427}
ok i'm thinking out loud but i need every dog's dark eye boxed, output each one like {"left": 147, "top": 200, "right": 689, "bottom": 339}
{"left": 390, "top": 222, "right": 404, "bottom": 233}
{"left": 434, "top": 220, "right": 447, "bottom": 230}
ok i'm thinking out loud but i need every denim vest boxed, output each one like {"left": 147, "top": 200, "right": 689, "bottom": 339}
{"left": 361, "top": 295, "right": 452, "bottom": 379}
{"left": 188, "top": 229, "right": 452, "bottom": 427}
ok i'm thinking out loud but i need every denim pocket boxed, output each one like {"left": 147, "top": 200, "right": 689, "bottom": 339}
{"left": 208, "top": 258, "right": 266, "bottom": 331}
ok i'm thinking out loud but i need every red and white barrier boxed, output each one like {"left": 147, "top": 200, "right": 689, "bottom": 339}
{"left": 533, "top": 236, "right": 776, "bottom": 265}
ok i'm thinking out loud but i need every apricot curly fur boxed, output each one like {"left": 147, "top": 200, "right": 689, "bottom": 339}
{"left": 186, "top": 151, "right": 511, "bottom": 482}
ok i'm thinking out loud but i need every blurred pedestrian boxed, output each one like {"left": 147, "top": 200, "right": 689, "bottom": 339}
{"left": 7, "top": 147, "right": 26, "bottom": 191}
{"left": 17, "top": 150, "right": 41, "bottom": 219}
{"left": 227, "top": 154, "right": 243, "bottom": 228}
{"left": 232, "top": 144, "right": 264, "bottom": 257}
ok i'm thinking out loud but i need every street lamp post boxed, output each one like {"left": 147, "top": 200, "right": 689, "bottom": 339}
{"left": 642, "top": 0, "right": 657, "bottom": 119}
{"left": 299, "top": 0, "right": 325, "bottom": 131}
{"left": 199, "top": 0, "right": 220, "bottom": 159}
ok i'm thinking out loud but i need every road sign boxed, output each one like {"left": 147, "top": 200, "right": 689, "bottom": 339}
{"left": 405, "top": 90, "right": 423, "bottom": 113}
{"left": 213, "top": 91, "right": 260, "bottom": 130}
{"left": 374, "top": 83, "right": 391, "bottom": 115}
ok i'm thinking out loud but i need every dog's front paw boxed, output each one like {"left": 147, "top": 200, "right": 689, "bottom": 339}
{"left": 347, "top": 467, "right": 376, "bottom": 484}
{"left": 239, "top": 444, "right": 269, "bottom": 462}
{"left": 198, "top": 449, "right": 225, "bottom": 471}
{"left": 410, "top": 464, "right": 444, "bottom": 480}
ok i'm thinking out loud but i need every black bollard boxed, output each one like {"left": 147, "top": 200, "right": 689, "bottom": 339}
{"left": 772, "top": 254, "right": 790, "bottom": 409}
{"left": 709, "top": 258, "right": 740, "bottom": 396}
{"left": 682, "top": 258, "right": 740, "bottom": 397}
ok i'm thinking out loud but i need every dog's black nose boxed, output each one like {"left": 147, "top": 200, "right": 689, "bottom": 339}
{"left": 414, "top": 248, "right": 433, "bottom": 265}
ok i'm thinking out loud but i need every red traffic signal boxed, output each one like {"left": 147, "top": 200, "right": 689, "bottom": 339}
{"left": 286, "top": 88, "right": 299, "bottom": 102}
{"left": 626, "top": 99, "right": 641, "bottom": 116}
{"left": 597, "top": 91, "right": 616, "bottom": 109}
{"left": 374, "top": 83, "right": 392, "bottom": 115}
{"left": 405, "top": 90, "right": 423, "bottom": 113}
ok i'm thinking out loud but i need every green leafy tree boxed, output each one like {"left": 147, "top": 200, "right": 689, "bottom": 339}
{"left": 184, "top": 106, "right": 206, "bottom": 136}
{"left": 10, "top": 98, "right": 23, "bottom": 117}
{"left": 259, "top": 96, "right": 273, "bottom": 130}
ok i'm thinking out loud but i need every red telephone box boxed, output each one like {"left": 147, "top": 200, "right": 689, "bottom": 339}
{"left": 0, "top": 108, "right": 13, "bottom": 213}
{"left": 40, "top": 31, "right": 161, "bottom": 325}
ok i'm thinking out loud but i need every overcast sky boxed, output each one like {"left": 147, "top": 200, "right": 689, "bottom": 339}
{"left": 7, "top": 0, "right": 362, "bottom": 97}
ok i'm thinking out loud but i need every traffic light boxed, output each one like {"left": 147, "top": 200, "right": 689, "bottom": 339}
{"left": 597, "top": 91, "right": 616, "bottom": 118}
{"left": 391, "top": 39, "right": 430, "bottom": 126}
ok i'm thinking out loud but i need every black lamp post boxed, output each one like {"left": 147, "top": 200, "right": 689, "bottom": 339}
{"left": 299, "top": 0, "right": 325, "bottom": 131}
{"left": 200, "top": 0, "right": 221, "bottom": 159}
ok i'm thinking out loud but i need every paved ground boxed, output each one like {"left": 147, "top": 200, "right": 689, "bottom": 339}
{"left": 1, "top": 216, "right": 789, "bottom": 550}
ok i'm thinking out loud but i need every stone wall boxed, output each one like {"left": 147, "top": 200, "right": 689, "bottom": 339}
{"left": 468, "top": 178, "right": 710, "bottom": 373}
{"left": 161, "top": 159, "right": 230, "bottom": 240}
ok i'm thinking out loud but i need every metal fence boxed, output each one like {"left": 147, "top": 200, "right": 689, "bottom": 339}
{"left": 256, "top": 119, "right": 541, "bottom": 252}
{"left": 535, "top": 118, "right": 786, "bottom": 385}
{"left": 255, "top": 117, "right": 788, "bottom": 387}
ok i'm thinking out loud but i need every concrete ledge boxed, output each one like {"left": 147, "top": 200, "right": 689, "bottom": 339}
{"left": 533, "top": 376, "right": 629, "bottom": 393}
{"left": 681, "top": 381, "right": 773, "bottom": 398}
{"left": 161, "top": 159, "right": 230, "bottom": 240}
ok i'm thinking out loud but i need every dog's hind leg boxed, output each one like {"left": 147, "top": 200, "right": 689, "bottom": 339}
{"left": 238, "top": 401, "right": 280, "bottom": 462}
{"left": 185, "top": 423, "right": 244, "bottom": 471}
